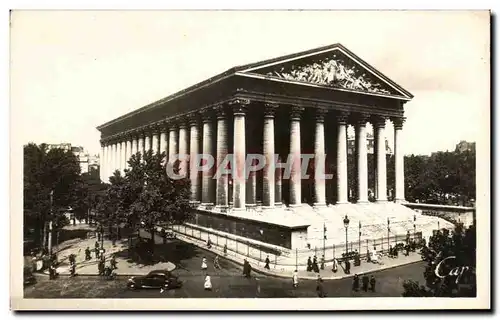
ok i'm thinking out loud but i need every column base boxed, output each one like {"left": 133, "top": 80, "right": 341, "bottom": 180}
{"left": 232, "top": 207, "right": 246, "bottom": 212}
{"left": 336, "top": 201, "right": 350, "bottom": 205}
{"left": 356, "top": 200, "right": 369, "bottom": 204}
{"left": 313, "top": 202, "right": 327, "bottom": 208}
{"left": 201, "top": 202, "right": 215, "bottom": 207}
{"left": 288, "top": 203, "right": 302, "bottom": 208}
{"left": 261, "top": 205, "right": 275, "bottom": 210}
{"left": 376, "top": 199, "right": 388, "bottom": 203}
{"left": 394, "top": 198, "right": 407, "bottom": 204}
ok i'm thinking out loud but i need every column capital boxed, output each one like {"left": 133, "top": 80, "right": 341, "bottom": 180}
{"left": 158, "top": 120, "right": 168, "bottom": 133}
{"left": 289, "top": 106, "right": 304, "bottom": 120}
{"left": 166, "top": 118, "right": 179, "bottom": 130}
{"left": 355, "top": 113, "right": 370, "bottom": 126}
{"left": 187, "top": 112, "right": 201, "bottom": 126}
{"left": 336, "top": 111, "right": 350, "bottom": 124}
{"left": 200, "top": 108, "right": 215, "bottom": 123}
{"left": 214, "top": 103, "right": 228, "bottom": 119}
{"left": 177, "top": 116, "right": 189, "bottom": 129}
{"left": 264, "top": 103, "right": 278, "bottom": 118}
{"left": 391, "top": 116, "right": 406, "bottom": 129}
{"left": 229, "top": 98, "right": 250, "bottom": 115}
{"left": 315, "top": 108, "right": 329, "bottom": 122}
{"left": 372, "top": 115, "right": 387, "bottom": 128}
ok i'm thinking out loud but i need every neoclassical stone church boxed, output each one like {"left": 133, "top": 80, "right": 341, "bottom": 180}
{"left": 97, "top": 43, "right": 451, "bottom": 257}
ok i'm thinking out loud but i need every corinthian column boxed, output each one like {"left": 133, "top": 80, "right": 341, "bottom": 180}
{"left": 215, "top": 105, "right": 229, "bottom": 208}
{"left": 105, "top": 142, "right": 111, "bottom": 181}
{"left": 131, "top": 133, "right": 138, "bottom": 158}
{"left": 393, "top": 117, "right": 406, "bottom": 203}
{"left": 336, "top": 111, "right": 349, "bottom": 204}
{"left": 230, "top": 99, "right": 250, "bottom": 210}
{"left": 188, "top": 113, "right": 201, "bottom": 203}
{"left": 112, "top": 140, "right": 118, "bottom": 175}
{"left": 262, "top": 103, "right": 277, "bottom": 209}
{"left": 144, "top": 130, "right": 151, "bottom": 157}
{"left": 373, "top": 116, "right": 388, "bottom": 202}
{"left": 289, "top": 106, "right": 304, "bottom": 206}
{"left": 314, "top": 108, "right": 328, "bottom": 207}
{"left": 159, "top": 122, "right": 168, "bottom": 159}
{"left": 178, "top": 119, "right": 189, "bottom": 178}
{"left": 125, "top": 134, "right": 132, "bottom": 170}
{"left": 120, "top": 139, "right": 126, "bottom": 173}
{"left": 201, "top": 111, "right": 215, "bottom": 205}
{"left": 151, "top": 126, "right": 160, "bottom": 155}
{"left": 356, "top": 113, "right": 369, "bottom": 203}
{"left": 137, "top": 132, "right": 145, "bottom": 158}
{"left": 168, "top": 122, "right": 178, "bottom": 164}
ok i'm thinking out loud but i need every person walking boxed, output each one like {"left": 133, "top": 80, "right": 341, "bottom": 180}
{"left": 316, "top": 275, "right": 326, "bottom": 297}
{"left": 201, "top": 257, "right": 208, "bottom": 271}
{"left": 264, "top": 255, "right": 270, "bottom": 269}
{"left": 362, "top": 275, "right": 370, "bottom": 292}
{"left": 345, "top": 259, "right": 351, "bottom": 274}
{"left": 292, "top": 270, "right": 299, "bottom": 288}
{"left": 95, "top": 241, "right": 100, "bottom": 259}
{"left": 307, "top": 256, "right": 312, "bottom": 272}
{"left": 214, "top": 255, "right": 221, "bottom": 269}
{"left": 85, "top": 247, "right": 91, "bottom": 261}
{"left": 204, "top": 274, "right": 212, "bottom": 291}
{"left": 110, "top": 255, "right": 117, "bottom": 270}
{"left": 370, "top": 275, "right": 376, "bottom": 292}
{"left": 312, "top": 256, "right": 319, "bottom": 273}
{"left": 352, "top": 274, "right": 360, "bottom": 291}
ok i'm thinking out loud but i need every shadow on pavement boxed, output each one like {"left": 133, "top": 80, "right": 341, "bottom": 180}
{"left": 115, "top": 239, "right": 199, "bottom": 267}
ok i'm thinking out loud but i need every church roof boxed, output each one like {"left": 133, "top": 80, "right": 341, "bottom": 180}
{"left": 98, "top": 43, "right": 413, "bottom": 131}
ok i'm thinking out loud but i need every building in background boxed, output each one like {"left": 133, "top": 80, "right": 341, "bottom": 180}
{"left": 347, "top": 132, "right": 392, "bottom": 155}
{"left": 455, "top": 140, "right": 476, "bottom": 153}
{"left": 46, "top": 143, "right": 99, "bottom": 174}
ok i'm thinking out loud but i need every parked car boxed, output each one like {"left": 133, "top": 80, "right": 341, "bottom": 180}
{"left": 127, "top": 270, "right": 182, "bottom": 290}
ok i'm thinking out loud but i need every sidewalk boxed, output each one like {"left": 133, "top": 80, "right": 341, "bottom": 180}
{"left": 175, "top": 230, "right": 422, "bottom": 280}
{"left": 41, "top": 234, "right": 175, "bottom": 276}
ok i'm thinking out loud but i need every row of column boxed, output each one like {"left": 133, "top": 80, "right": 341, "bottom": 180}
{"left": 100, "top": 103, "right": 406, "bottom": 208}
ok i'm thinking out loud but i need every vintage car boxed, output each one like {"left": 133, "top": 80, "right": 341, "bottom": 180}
{"left": 127, "top": 270, "right": 182, "bottom": 290}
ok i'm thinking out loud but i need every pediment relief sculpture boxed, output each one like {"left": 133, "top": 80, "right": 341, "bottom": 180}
{"left": 256, "top": 52, "right": 397, "bottom": 95}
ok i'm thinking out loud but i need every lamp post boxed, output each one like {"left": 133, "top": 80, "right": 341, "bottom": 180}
{"left": 343, "top": 215, "right": 350, "bottom": 255}
{"left": 322, "top": 223, "right": 327, "bottom": 270}
{"left": 387, "top": 217, "right": 390, "bottom": 251}
{"left": 413, "top": 214, "right": 416, "bottom": 239}
{"left": 358, "top": 221, "right": 361, "bottom": 253}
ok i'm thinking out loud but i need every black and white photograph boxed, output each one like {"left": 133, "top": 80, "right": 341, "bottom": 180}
{"left": 10, "top": 10, "right": 490, "bottom": 310}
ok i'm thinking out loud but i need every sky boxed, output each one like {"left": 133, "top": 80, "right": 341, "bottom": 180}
{"left": 10, "top": 10, "right": 490, "bottom": 156}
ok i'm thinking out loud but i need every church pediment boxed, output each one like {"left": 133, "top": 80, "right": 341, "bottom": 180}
{"left": 238, "top": 45, "right": 411, "bottom": 98}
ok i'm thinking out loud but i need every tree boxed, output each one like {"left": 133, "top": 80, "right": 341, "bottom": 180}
{"left": 402, "top": 224, "right": 476, "bottom": 297}
{"left": 72, "top": 167, "right": 108, "bottom": 225}
{"left": 24, "top": 143, "right": 81, "bottom": 250}
{"left": 126, "top": 150, "right": 191, "bottom": 254}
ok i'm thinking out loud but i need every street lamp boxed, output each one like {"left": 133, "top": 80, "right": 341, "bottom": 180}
{"left": 358, "top": 221, "right": 362, "bottom": 253}
{"left": 343, "top": 215, "right": 350, "bottom": 254}
{"left": 322, "top": 223, "right": 327, "bottom": 269}
{"left": 387, "top": 217, "right": 391, "bottom": 251}
{"left": 413, "top": 214, "right": 417, "bottom": 239}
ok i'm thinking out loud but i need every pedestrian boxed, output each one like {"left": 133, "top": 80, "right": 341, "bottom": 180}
{"left": 243, "top": 259, "right": 252, "bottom": 278}
{"left": 264, "top": 255, "right": 270, "bottom": 269}
{"left": 98, "top": 259, "right": 105, "bottom": 276}
{"left": 312, "top": 256, "right": 319, "bottom": 273}
{"left": 389, "top": 245, "right": 394, "bottom": 258}
{"left": 371, "top": 247, "right": 379, "bottom": 264}
{"left": 95, "top": 241, "right": 100, "bottom": 254}
{"left": 307, "top": 256, "right": 313, "bottom": 272}
{"left": 320, "top": 255, "right": 325, "bottom": 270}
{"left": 204, "top": 273, "right": 212, "bottom": 291}
{"left": 352, "top": 274, "right": 360, "bottom": 291}
{"left": 370, "top": 275, "right": 376, "bottom": 292}
{"left": 85, "top": 247, "right": 91, "bottom": 261}
{"left": 201, "top": 257, "right": 208, "bottom": 270}
{"left": 362, "top": 275, "right": 369, "bottom": 292}
{"left": 207, "top": 237, "right": 212, "bottom": 249}
{"left": 292, "top": 270, "right": 299, "bottom": 288}
{"left": 214, "top": 255, "right": 221, "bottom": 269}
{"left": 110, "top": 255, "right": 117, "bottom": 270}
{"left": 332, "top": 258, "right": 338, "bottom": 273}
{"left": 316, "top": 275, "right": 325, "bottom": 297}
{"left": 345, "top": 259, "right": 351, "bottom": 274}
{"left": 223, "top": 244, "right": 228, "bottom": 256}
{"left": 70, "top": 262, "right": 76, "bottom": 277}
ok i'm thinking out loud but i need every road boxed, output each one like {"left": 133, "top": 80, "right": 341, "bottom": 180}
{"left": 24, "top": 239, "right": 426, "bottom": 298}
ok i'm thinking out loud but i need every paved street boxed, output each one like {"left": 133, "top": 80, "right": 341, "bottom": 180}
{"left": 24, "top": 239, "right": 426, "bottom": 298}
